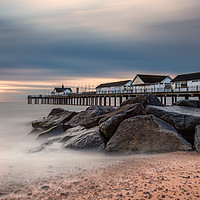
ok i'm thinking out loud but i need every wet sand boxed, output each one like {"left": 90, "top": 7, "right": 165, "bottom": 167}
{"left": 1, "top": 151, "right": 200, "bottom": 200}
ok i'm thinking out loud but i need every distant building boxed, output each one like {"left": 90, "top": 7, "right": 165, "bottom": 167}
{"left": 95, "top": 80, "right": 132, "bottom": 94}
{"left": 171, "top": 72, "right": 200, "bottom": 91}
{"left": 132, "top": 74, "right": 172, "bottom": 93}
{"left": 51, "top": 84, "right": 72, "bottom": 95}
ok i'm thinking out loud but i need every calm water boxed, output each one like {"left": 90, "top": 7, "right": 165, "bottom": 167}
{"left": 0, "top": 103, "right": 126, "bottom": 186}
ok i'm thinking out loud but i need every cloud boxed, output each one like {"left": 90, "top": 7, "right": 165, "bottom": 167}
{"left": 0, "top": 0, "right": 200, "bottom": 101}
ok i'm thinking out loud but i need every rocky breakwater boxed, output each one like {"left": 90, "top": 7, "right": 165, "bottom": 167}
{"left": 30, "top": 106, "right": 115, "bottom": 152}
{"left": 29, "top": 94, "right": 200, "bottom": 154}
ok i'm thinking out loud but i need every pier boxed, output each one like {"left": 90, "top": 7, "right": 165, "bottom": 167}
{"left": 27, "top": 87, "right": 200, "bottom": 107}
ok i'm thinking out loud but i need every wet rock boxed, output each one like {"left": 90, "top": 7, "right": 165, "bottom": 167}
{"left": 41, "top": 186, "right": 49, "bottom": 190}
{"left": 82, "top": 115, "right": 106, "bottom": 129}
{"left": 194, "top": 125, "right": 200, "bottom": 152}
{"left": 60, "top": 192, "right": 69, "bottom": 197}
{"left": 99, "top": 103, "right": 145, "bottom": 146}
{"left": 64, "top": 126, "right": 104, "bottom": 150}
{"left": 32, "top": 109, "right": 77, "bottom": 129}
{"left": 47, "top": 108, "right": 66, "bottom": 116}
{"left": 0, "top": 192, "right": 9, "bottom": 196}
{"left": 68, "top": 105, "right": 115, "bottom": 127}
{"left": 105, "top": 115, "right": 192, "bottom": 154}
{"left": 121, "top": 94, "right": 162, "bottom": 107}
{"left": 37, "top": 124, "right": 71, "bottom": 141}
{"left": 146, "top": 105, "right": 200, "bottom": 144}
{"left": 173, "top": 100, "right": 200, "bottom": 108}
{"left": 57, "top": 126, "right": 86, "bottom": 141}
{"left": 99, "top": 103, "right": 143, "bottom": 124}
{"left": 34, "top": 126, "right": 104, "bottom": 151}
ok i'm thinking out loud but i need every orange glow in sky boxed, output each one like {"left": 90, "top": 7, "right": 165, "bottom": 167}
{"left": 0, "top": 77, "right": 129, "bottom": 102}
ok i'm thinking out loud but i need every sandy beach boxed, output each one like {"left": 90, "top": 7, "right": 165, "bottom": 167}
{"left": 1, "top": 151, "right": 200, "bottom": 200}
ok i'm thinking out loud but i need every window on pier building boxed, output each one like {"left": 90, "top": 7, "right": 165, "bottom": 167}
{"left": 181, "top": 81, "right": 187, "bottom": 88}
{"left": 165, "top": 83, "right": 171, "bottom": 89}
{"left": 175, "top": 82, "right": 181, "bottom": 88}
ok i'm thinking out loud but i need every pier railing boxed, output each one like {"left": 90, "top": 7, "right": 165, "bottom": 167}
{"left": 28, "top": 86, "right": 200, "bottom": 98}
{"left": 96, "top": 85, "right": 200, "bottom": 95}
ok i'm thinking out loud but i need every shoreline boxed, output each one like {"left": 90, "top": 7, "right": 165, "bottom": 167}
{"left": 2, "top": 151, "right": 200, "bottom": 199}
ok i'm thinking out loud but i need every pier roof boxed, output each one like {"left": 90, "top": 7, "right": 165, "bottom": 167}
{"left": 134, "top": 74, "right": 170, "bottom": 84}
{"left": 96, "top": 80, "right": 131, "bottom": 89}
{"left": 54, "top": 88, "right": 72, "bottom": 93}
{"left": 171, "top": 72, "right": 200, "bottom": 82}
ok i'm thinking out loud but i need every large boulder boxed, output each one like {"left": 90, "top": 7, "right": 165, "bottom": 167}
{"left": 105, "top": 115, "right": 192, "bottom": 154}
{"left": 68, "top": 105, "right": 115, "bottom": 127}
{"left": 194, "top": 125, "right": 200, "bottom": 153}
{"left": 146, "top": 105, "right": 200, "bottom": 144}
{"left": 173, "top": 100, "right": 200, "bottom": 108}
{"left": 82, "top": 115, "right": 106, "bottom": 129}
{"left": 64, "top": 126, "right": 104, "bottom": 150}
{"left": 99, "top": 103, "right": 145, "bottom": 145}
{"left": 99, "top": 103, "right": 144, "bottom": 124}
{"left": 32, "top": 108, "right": 77, "bottom": 129}
{"left": 120, "top": 94, "right": 162, "bottom": 107}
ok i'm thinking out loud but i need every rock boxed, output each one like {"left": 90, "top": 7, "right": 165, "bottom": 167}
{"left": 173, "top": 100, "right": 200, "bottom": 108}
{"left": 82, "top": 115, "right": 106, "bottom": 129}
{"left": 47, "top": 108, "right": 66, "bottom": 116}
{"left": 41, "top": 186, "right": 49, "bottom": 190}
{"left": 32, "top": 109, "right": 77, "bottom": 129}
{"left": 0, "top": 192, "right": 9, "bottom": 196}
{"left": 99, "top": 103, "right": 145, "bottom": 145}
{"left": 63, "top": 126, "right": 104, "bottom": 150}
{"left": 105, "top": 115, "right": 192, "bottom": 154}
{"left": 37, "top": 124, "right": 71, "bottom": 141}
{"left": 60, "top": 192, "right": 69, "bottom": 197}
{"left": 58, "top": 126, "right": 86, "bottom": 141}
{"left": 68, "top": 105, "right": 115, "bottom": 127}
{"left": 194, "top": 125, "right": 200, "bottom": 152}
{"left": 33, "top": 126, "right": 104, "bottom": 152}
{"left": 99, "top": 103, "right": 143, "bottom": 124}
{"left": 120, "top": 94, "right": 162, "bottom": 107}
{"left": 146, "top": 105, "right": 200, "bottom": 144}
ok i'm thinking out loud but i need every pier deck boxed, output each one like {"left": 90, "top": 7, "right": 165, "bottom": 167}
{"left": 28, "top": 88, "right": 200, "bottom": 106}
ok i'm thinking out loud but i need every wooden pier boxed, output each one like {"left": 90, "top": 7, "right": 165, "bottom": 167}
{"left": 27, "top": 89, "right": 200, "bottom": 107}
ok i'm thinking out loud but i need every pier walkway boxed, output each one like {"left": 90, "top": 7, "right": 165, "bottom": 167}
{"left": 28, "top": 87, "right": 200, "bottom": 107}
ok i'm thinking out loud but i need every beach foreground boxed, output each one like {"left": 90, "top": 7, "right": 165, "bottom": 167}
{"left": 1, "top": 151, "right": 200, "bottom": 200}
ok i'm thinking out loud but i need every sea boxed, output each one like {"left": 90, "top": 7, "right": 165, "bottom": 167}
{"left": 0, "top": 103, "right": 127, "bottom": 187}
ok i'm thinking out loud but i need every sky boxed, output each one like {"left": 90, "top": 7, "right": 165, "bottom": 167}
{"left": 0, "top": 0, "right": 200, "bottom": 102}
